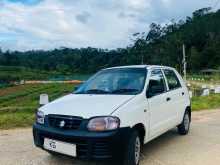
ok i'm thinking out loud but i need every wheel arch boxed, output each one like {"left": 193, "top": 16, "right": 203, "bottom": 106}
{"left": 132, "top": 123, "right": 146, "bottom": 145}
{"left": 186, "top": 106, "right": 191, "bottom": 121}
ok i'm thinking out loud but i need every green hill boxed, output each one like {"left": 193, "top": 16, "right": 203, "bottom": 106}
{"left": 0, "top": 66, "right": 53, "bottom": 82}
{"left": 0, "top": 8, "right": 219, "bottom": 77}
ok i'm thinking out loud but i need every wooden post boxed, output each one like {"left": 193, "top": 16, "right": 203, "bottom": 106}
{"left": 183, "top": 44, "right": 187, "bottom": 81}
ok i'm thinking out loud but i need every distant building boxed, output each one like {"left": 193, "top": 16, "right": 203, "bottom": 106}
{"left": 201, "top": 69, "right": 220, "bottom": 75}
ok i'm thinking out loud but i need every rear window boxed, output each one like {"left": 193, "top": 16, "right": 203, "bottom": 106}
{"left": 163, "top": 69, "right": 181, "bottom": 90}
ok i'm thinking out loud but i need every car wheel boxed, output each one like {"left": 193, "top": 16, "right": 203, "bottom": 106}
{"left": 178, "top": 110, "right": 190, "bottom": 135}
{"left": 123, "top": 130, "right": 141, "bottom": 165}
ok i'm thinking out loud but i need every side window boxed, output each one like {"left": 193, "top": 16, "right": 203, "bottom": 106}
{"left": 146, "top": 69, "right": 166, "bottom": 98}
{"left": 163, "top": 69, "right": 181, "bottom": 90}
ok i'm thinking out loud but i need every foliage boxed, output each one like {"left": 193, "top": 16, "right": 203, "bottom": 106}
{"left": 0, "top": 66, "right": 90, "bottom": 82}
{"left": 0, "top": 84, "right": 74, "bottom": 129}
{"left": 0, "top": 8, "right": 219, "bottom": 82}
{"left": 192, "top": 94, "right": 220, "bottom": 111}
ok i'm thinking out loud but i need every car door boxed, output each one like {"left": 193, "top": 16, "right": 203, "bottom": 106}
{"left": 163, "top": 69, "right": 185, "bottom": 125}
{"left": 146, "top": 69, "right": 171, "bottom": 139}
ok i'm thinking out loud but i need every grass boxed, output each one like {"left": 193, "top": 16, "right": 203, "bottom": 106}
{"left": 0, "top": 84, "right": 74, "bottom": 129}
{"left": 0, "top": 108, "right": 35, "bottom": 129}
{"left": 191, "top": 94, "right": 220, "bottom": 111}
{"left": 0, "top": 84, "right": 220, "bottom": 129}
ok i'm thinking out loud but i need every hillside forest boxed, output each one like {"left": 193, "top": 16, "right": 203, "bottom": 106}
{"left": 0, "top": 8, "right": 220, "bottom": 82}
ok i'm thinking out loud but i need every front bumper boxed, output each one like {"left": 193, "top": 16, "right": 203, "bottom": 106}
{"left": 33, "top": 123, "right": 131, "bottom": 160}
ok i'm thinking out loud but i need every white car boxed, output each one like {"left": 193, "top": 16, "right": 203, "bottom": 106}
{"left": 33, "top": 65, "right": 191, "bottom": 165}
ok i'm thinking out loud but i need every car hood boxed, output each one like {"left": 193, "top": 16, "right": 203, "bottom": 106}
{"left": 40, "top": 94, "right": 136, "bottom": 118}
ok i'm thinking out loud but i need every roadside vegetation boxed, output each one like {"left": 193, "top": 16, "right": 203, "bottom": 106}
{"left": 187, "top": 74, "right": 220, "bottom": 84}
{"left": 0, "top": 84, "right": 220, "bottom": 129}
{"left": 191, "top": 94, "right": 220, "bottom": 111}
{"left": 0, "top": 84, "right": 73, "bottom": 129}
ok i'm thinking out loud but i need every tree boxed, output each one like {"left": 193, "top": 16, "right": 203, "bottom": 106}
{"left": 0, "top": 7, "right": 220, "bottom": 80}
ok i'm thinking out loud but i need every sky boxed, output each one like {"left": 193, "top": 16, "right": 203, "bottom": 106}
{"left": 0, "top": 0, "right": 219, "bottom": 51}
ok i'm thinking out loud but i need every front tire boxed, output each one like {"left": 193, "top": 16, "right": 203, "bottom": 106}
{"left": 123, "top": 130, "right": 141, "bottom": 165}
{"left": 178, "top": 110, "right": 190, "bottom": 135}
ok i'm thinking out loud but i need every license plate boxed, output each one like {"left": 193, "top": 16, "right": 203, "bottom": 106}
{"left": 44, "top": 138, "right": 76, "bottom": 157}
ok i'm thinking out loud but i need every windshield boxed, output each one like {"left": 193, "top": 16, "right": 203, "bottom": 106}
{"left": 74, "top": 68, "right": 147, "bottom": 95}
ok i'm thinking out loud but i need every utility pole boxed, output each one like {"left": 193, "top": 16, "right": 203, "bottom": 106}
{"left": 182, "top": 44, "right": 187, "bottom": 81}
{"left": 141, "top": 54, "right": 144, "bottom": 64}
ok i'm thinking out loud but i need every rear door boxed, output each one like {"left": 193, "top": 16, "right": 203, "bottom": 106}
{"left": 162, "top": 69, "right": 185, "bottom": 125}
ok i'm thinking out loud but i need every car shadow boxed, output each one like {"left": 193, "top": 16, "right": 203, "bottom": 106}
{"left": 45, "top": 129, "right": 180, "bottom": 165}
{"left": 141, "top": 129, "right": 180, "bottom": 159}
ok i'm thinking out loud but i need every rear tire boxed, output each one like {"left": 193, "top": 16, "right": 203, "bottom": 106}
{"left": 178, "top": 110, "right": 190, "bottom": 135}
{"left": 122, "top": 130, "right": 141, "bottom": 165}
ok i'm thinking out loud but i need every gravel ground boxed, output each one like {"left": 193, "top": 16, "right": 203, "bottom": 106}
{"left": 0, "top": 109, "right": 220, "bottom": 165}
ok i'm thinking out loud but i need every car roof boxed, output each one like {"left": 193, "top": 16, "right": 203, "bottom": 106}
{"left": 105, "top": 65, "right": 175, "bottom": 70}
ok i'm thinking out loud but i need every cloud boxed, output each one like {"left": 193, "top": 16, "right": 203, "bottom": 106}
{"left": 0, "top": 0, "right": 218, "bottom": 51}
{"left": 75, "top": 12, "right": 91, "bottom": 24}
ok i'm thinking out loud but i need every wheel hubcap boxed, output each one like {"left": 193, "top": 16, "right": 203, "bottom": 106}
{"left": 184, "top": 113, "right": 190, "bottom": 131}
{"left": 135, "top": 137, "right": 141, "bottom": 165}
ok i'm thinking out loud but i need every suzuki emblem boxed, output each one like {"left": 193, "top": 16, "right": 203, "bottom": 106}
{"left": 59, "top": 120, "right": 65, "bottom": 128}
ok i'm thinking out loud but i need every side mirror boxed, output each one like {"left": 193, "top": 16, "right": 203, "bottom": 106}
{"left": 146, "top": 89, "right": 153, "bottom": 98}
{"left": 146, "top": 86, "right": 164, "bottom": 98}
{"left": 39, "top": 94, "right": 49, "bottom": 106}
{"left": 74, "top": 86, "right": 79, "bottom": 91}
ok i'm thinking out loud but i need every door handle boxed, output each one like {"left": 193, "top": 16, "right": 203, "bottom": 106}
{"left": 166, "top": 97, "right": 171, "bottom": 101}
{"left": 182, "top": 92, "right": 185, "bottom": 96}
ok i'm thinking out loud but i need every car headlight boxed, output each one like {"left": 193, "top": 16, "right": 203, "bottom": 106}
{"left": 36, "top": 110, "right": 45, "bottom": 124}
{"left": 87, "top": 116, "right": 120, "bottom": 132}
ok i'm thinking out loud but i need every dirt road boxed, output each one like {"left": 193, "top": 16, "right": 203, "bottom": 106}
{"left": 0, "top": 109, "right": 220, "bottom": 165}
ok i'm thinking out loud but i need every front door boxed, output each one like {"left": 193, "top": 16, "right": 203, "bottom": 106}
{"left": 146, "top": 69, "right": 170, "bottom": 138}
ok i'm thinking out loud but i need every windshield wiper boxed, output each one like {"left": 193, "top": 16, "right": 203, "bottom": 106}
{"left": 84, "top": 89, "right": 110, "bottom": 94}
{"left": 111, "top": 88, "right": 139, "bottom": 94}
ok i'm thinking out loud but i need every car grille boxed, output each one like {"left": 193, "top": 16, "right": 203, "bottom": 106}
{"left": 91, "top": 140, "right": 112, "bottom": 159}
{"left": 47, "top": 115, "right": 83, "bottom": 130}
